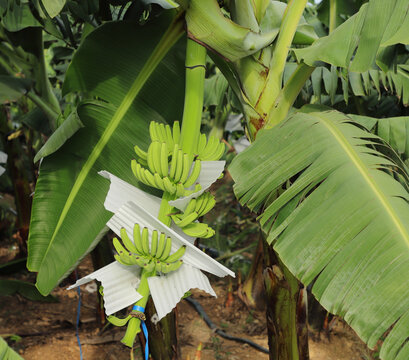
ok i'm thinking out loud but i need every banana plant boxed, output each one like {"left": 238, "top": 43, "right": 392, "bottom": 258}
{"left": 67, "top": 39, "right": 235, "bottom": 359}
{"left": 24, "top": 0, "right": 409, "bottom": 359}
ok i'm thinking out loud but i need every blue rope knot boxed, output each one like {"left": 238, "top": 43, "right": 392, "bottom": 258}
{"left": 133, "top": 305, "right": 148, "bottom": 360}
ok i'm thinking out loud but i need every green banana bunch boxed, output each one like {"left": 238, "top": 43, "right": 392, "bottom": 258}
{"left": 132, "top": 121, "right": 225, "bottom": 197}
{"left": 170, "top": 192, "right": 216, "bottom": 238}
{"left": 195, "top": 133, "right": 226, "bottom": 161}
{"left": 113, "top": 225, "right": 186, "bottom": 274}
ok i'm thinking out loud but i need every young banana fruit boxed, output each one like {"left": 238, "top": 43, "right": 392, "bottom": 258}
{"left": 113, "top": 224, "right": 186, "bottom": 274}
{"left": 170, "top": 192, "right": 216, "bottom": 238}
{"left": 132, "top": 121, "right": 225, "bottom": 197}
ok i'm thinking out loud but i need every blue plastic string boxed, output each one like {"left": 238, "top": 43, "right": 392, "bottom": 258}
{"left": 75, "top": 271, "right": 84, "bottom": 360}
{"left": 133, "top": 305, "right": 149, "bottom": 360}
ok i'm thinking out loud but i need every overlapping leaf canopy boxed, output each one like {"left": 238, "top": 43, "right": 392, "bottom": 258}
{"left": 295, "top": 0, "right": 409, "bottom": 72}
{"left": 230, "top": 108, "right": 409, "bottom": 359}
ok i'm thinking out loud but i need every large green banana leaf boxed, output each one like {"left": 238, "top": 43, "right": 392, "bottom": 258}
{"left": 28, "top": 13, "right": 185, "bottom": 295}
{"left": 295, "top": 0, "right": 409, "bottom": 72}
{"left": 230, "top": 107, "right": 409, "bottom": 360}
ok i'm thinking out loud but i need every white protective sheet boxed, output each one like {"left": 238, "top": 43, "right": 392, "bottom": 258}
{"left": 107, "top": 201, "right": 235, "bottom": 278}
{"left": 67, "top": 262, "right": 142, "bottom": 316}
{"left": 70, "top": 161, "right": 233, "bottom": 317}
{"left": 148, "top": 263, "right": 216, "bottom": 320}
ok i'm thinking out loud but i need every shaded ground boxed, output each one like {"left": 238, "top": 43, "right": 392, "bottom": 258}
{"left": 0, "top": 251, "right": 376, "bottom": 360}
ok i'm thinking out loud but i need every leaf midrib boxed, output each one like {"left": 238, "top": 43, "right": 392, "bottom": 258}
{"left": 37, "top": 19, "right": 183, "bottom": 273}
{"left": 318, "top": 113, "right": 409, "bottom": 247}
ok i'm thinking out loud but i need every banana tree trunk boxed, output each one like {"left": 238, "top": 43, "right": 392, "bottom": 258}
{"left": 263, "top": 244, "right": 309, "bottom": 360}
{"left": 145, "top": 298, "right": 179, "bottom": 359}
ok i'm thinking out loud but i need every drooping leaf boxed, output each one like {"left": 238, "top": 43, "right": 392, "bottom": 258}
{"left": 316, "top": 0, "right": 366, "bottom": 28}
{"left": 20, "top": 107, "right": 51, "bottom": 135}
{"left": 1, "top": 2, "right": 42, "bottom": 32}
{"left": 34, "top": 110, "right": 83, "bottom": 163}
{"left": 350, "top": 114, "right": 409, "bottom": 165}
{"left": 204, "top": 71, "right": 228, "bottom": 107}
{"left": 0, "top": 76, "right": 31, "bottom": 103}
{"left": 0, "top": 258, "right": 27, "bottom": 275}
{"left": 41, "top": 0, "right": 66, "bottom": 18}
{"left": 28, "top": 14, "right": 185, "bottom": 295}
{"left": 0, "top": 279, "right": 57, "bottom": 302}
{"left": 295, "top": 0, "right": 409, "bottom": 72}
{"left": 0, "top": 337, "right": 23, "bottom": 360}
{"left": 230, "top": 107, "right": 409, "bottom": 359}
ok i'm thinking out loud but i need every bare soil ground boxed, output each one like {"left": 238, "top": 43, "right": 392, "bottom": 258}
{"left": 0, "top": 248, "right": 376, "bottom": 360}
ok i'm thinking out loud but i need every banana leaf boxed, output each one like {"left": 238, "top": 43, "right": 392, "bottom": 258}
{"left": 349, "top": 114, "right": 409, "bottom": 165}
{"left": 230, "top": 107, "right": 409, "bottom": 360}
{"left": 0, "top": 337, "right": 23, "bottom": 360}
{"left": 0, "top": 279, "right": 57, "bottom": 302}
{"left": 295, "top": 0, "right": 409, "bottom": 72}
{"left": 28, "top": 12, "right": 186, "bottom": 295}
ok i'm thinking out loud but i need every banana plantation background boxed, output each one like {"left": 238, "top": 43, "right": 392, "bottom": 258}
{"left": 1, "top": 0, "right": 409, "bottom": 359}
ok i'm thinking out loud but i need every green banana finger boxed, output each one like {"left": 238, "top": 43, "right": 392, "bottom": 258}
{"left": 180, "top": 154, "right": 192, "bottom": 184}
{"left": 152, "top": 141, "right": 163, "bottom": 176}
{"left": 165, "top": 124, "right": 174, "bottom": 148}
{"left": 173, "top": 121, "right": 180, "bottom": 145}
{"left": 141, "top": 258, "right": 155, "bottom": 272}
{"left": 113, "top": 237, "right": 128, "bottom": 256}
{"left": 206, "top": 139, "right": 224, "bottom": 161}
{"left": 163, "top": 177, "right": 176, "bottom": 194}
{"left": 159, "top": 236, "right": 172, "bottom": 261}
{"left": 166, "top": 245, "right": 187, "bottom": 263}
{"left": 155, "top": 232, "right": 167, "bottom": 259}
{"left": 147, "top": 142, "right": 156, "bottom": 174}
{"left": 114, "top": 254, "right": 132, "bottom": 266}
{"left": 133, "top": 224, "right": 144, "bottom": 254}
{"left": 183, "top": 159, "right": 201, "bottom": 188}
{"left": 174, "top": 212, "right": 199, "bottom": 227}
{"left": 149, "top": 121, "right": 159, "bottom": 142}
{"left": 213, "top": 142, "right": 226, "bottom": 160}
{"left": 143, "top": 169, "right": 156, "bottom": 188}
{"left": 194, "top": 195, "right": 205, "bottom": 214}
{"left": 176, "top": 183, "right": 185, "bottom": 198}
{"left": 196, "top": 133, "right": 207, "bottom": 155}
{"left": 181, "top": 222, "right": 211, "bottom": 238}
{"left": 120, "top": 227, "right": 138, "bottom": 253}
{"left": 134, "top": 144, "right": 147, "bottom": 161}
{"left": 198, "top": 194, "right": 216, "bottom": 216}
{"left": 183, "top": 198, "right": 197, "bottom": 216}
{"left": 154, "top": 172, "right": 165, "bottom": 191}
{"left": 169, "top": 144, "right": 179, "bottom": 179}
{"left": 160, "top": 123, "right": 168, "bottom": 143}
{"left": 174, "top": 149, "right": 184, "bottom": 182}
{"left": 155, "top": 260, "right": 163, "bottom": 273}
{"left": 151, "top": 230, "right": 158, "bottom": 257}
{"left": 141, "top": 227, "right": 150, "bottom": 255}
{"left": 161, "top": 260, "right": 183, "bottom": 274}
{"left": 131, "top": 160, "right": 143, "bottom": 183}
{"left": 196, "top": 192, "right": 211, "bottom": 214}
{"left": 160, "top": 142, "right": 169, "bottom": 177}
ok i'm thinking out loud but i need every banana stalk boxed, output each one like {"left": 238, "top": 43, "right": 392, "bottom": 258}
{"left": 121, "top": 269, "right": 153, "bottom": 347}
